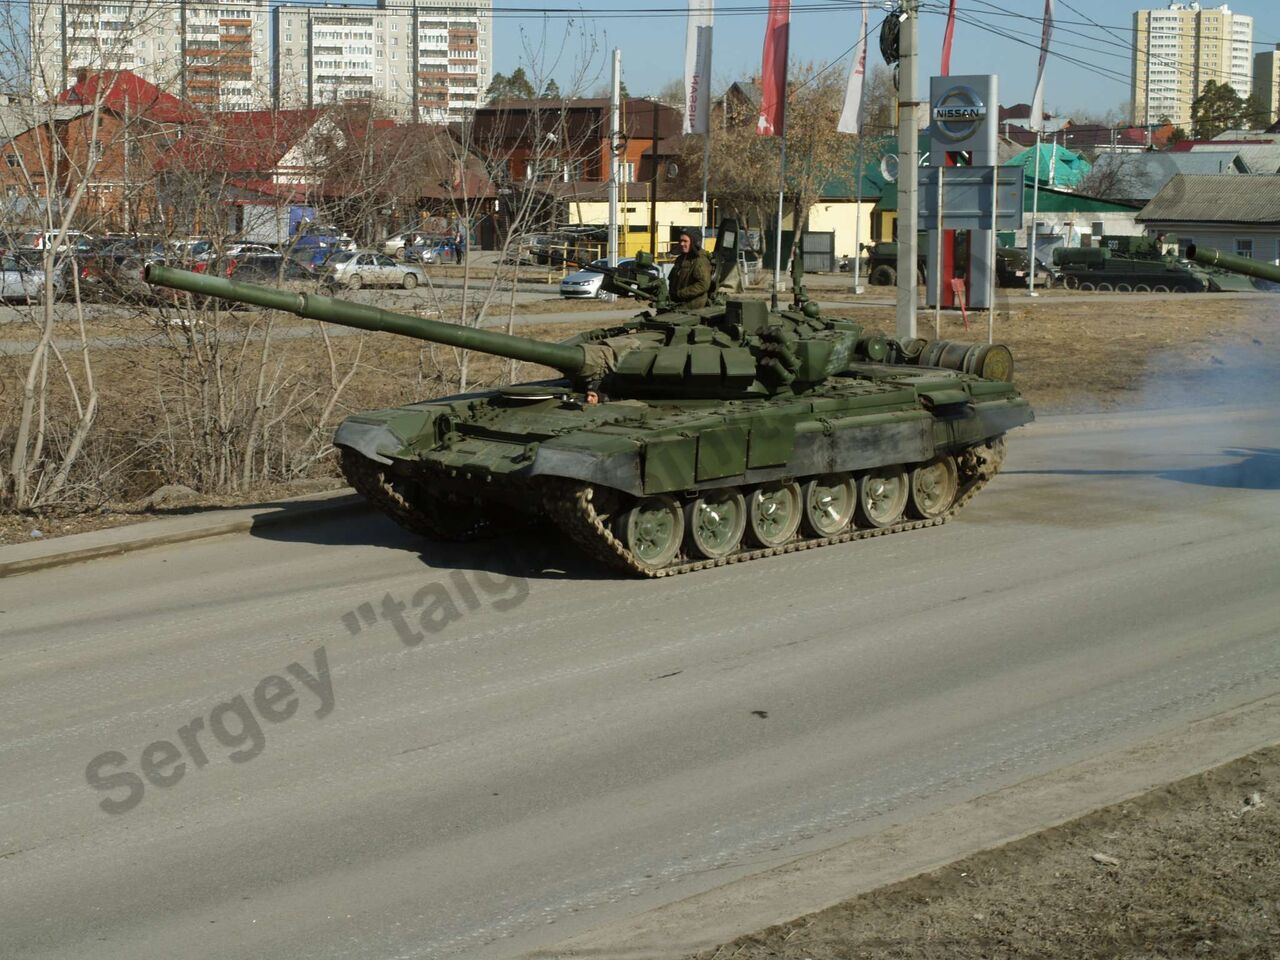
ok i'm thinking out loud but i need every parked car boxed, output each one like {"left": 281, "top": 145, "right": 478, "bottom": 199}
{"left": 384, "top": 231, "right": 434, "bottom": 258}
{"left": 1, "top": 253, "right": 63, "bottom": 302}
{"left": 402, "top": 237, "right": 453, "bottom": 264}
{"left": 196, "top": 242, "right": 279, "bottom": 261}
{"left": 321, "top": 250, "right": 428, "bottom": 290}
{"left": 226, "top": 255, "right": 317, "bottom": 288}
{"left": 167, "top": 238, "right": 215, "bottom": 263}
{"left": 294, "top": 224, "right": 354, "bottom": 252}
{"left": 17, "top": 230, "right": 94, "bottom": 256}
{"left": 559, "top": 257, "right": 672, "bottom": 299}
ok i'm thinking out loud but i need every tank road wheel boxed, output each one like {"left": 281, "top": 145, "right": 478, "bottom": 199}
{"left": 1079, "top": 281, "right": 1095, "bottom": 291}
{"left": 1063, "top": 275, "right": 1080, "bottom": 290}
{"left": 1096, "top": 282, "right": 1114, "bottom": 292}
{"left": 1115, "top": 282, "right": 1132, "bottom": 293}
{"left": 746, "top": 481, "right": 802, "bottom": 547}
{"left": 869, "top": 264, "right": 897, "bottom": 286}
{"left": 346, "top": 273, "right": 363, "bottom": 290}
{"left": 856, "top": 465, "right": 909, "bottom": 529}
{"left": 1134, "top": 283, "right": 1151, "bottom": 293}
{"left": 617, "top": 495, "right": 684, "bottom": 572}
{"left": 801, "top": 474, "right": 856, "bottom": 537}
{"left": 1172, "top": 284, "right": 1191, "bottom": 294}
{"left": 401, "top": 272, "right": 418, "bottom": 290}
{"left": 686, "top": 488, "right": 747, "bottom": 560}
{"left": 908, "top": 457, "right": 959, "bottom": 520}
{"left": 1153, "top": 284, "right": 1170, "bottom": 293}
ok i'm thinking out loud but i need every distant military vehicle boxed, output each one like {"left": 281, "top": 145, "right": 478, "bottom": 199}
{"left": 1054, "top": 235, "right": 1255, "bottom": 293}
{"left": 862, "top": 241, "right": 1055, "bottom": 289}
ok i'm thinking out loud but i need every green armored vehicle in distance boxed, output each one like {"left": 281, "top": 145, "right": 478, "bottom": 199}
{"left": 146, "top": 222, "right": 1033, "bottom": 578}
{"left": 863, "top": 241, "right": 1055, "bottom": 289}
{"left": 1054, "top": 234, "right": 1256, "bottom": 293}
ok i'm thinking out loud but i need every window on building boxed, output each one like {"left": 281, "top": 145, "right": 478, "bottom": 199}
{"left": 1236, "top": 238, "right": 1254, "bottom": 259}
{"left": 5, "top": 153, "right": 19, "bottom": 168}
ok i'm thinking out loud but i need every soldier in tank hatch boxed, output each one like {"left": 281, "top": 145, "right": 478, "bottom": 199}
{"left": 669, "top": 227, "right": 712, "bottom": 309}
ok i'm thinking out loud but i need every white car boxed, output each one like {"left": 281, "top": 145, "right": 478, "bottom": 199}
{"left": 18, "top": 230, "right": 92, "bottom": 254}
{"left": 559, "top": 257, "right": 672, "bottom": 299}
{"left": 322, "top": 250, "right": 428, "bottom": 290}
{"left": 1, "top": 254, "right": 61, "bottom": 302}
{"left": 384, "top": 232, "right": 433, "bottom": 258}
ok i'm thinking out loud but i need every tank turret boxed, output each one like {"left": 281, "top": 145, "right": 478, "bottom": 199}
{"left": 146, "top": 258, "right": 1013, "bottom": 401}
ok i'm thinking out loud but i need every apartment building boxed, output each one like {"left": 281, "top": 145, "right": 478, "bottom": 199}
{"left": 28, "top": 1, "right": 270, "bottom": 110}
{"left": 273, "top": 0, "right": 492, "bottom": 123}
{"left": 1256, "top": 44, "right": 1280, "bottom": 126}
{"left": 1132, "top": 2, "right": 1253, "bottom": 130}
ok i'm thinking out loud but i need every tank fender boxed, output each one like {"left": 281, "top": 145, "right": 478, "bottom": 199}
{"left": 529, "top": 442, "right": 644, "bottom": 495}
{"left": 333, "top": 408, "right": 442, "bottom": 464}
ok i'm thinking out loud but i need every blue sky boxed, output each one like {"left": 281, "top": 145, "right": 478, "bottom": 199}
{"left": 489, "top": 1, "right": 1280, "bottom": 117}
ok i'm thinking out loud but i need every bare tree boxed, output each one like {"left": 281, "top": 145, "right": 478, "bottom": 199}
{"left": 676, "top": 63, "right": 858, "bottom": 261}
{"left": 0, "top": 0, "right": 181, "bottom": 508}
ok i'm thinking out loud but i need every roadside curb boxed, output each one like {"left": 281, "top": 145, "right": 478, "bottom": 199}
{"left": 534, "top": 693, "right": 1280, "bottom": 960}
{"left": 0, "top": 490, "right": 369, "bottom": 579}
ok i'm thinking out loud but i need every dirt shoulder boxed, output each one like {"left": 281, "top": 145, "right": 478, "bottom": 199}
{"left": 694, "top": 744, "right": 1279, "bottom": 960}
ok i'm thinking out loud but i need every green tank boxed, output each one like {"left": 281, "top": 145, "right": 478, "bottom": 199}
{"left": 1052, "top": 234, "right": 1252, "bottom": 293}
{"left": 145, "top": 222, "right": 1033, "bottom": 577}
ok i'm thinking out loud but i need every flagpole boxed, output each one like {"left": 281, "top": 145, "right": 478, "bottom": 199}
{"left": 1028, "top": 129, "right": 1041, "bottom": 297}
{"left": 896, "top": 0, "right": 921, "bottom": 340}
{"left": 852, "top": 140, "right": 864, "bottom": 294}
{"left": 772, "top": 124, "right": 786, "bottom": 311}
{"left": 701, "top": 134, "right": 711, "bottom": 237}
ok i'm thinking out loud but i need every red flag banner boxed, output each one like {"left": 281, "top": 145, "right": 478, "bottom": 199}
{"left": 756, "top": 0, "right": 790, "bottom": 136}
{"left": 941, "top": 0, "right": 958, "bottom": 76}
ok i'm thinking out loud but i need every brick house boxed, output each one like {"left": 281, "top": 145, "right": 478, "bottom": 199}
{"left": 0, "top": 70, "right": 198, "bottom": 230}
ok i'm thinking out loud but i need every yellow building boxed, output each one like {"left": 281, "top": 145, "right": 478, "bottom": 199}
{"left": 1132, "top": 3, "right": 1253, "bottom": 131}
{"left": 566, "top": 200, "right": 710, "bottom": 259}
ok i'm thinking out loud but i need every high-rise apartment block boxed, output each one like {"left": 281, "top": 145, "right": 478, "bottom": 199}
{"left": 1132, "top": 2, "right": 1253, "bottom": 130}
{"left": 1255, "top": 45, "right": 1280, "bottom": 126}
{"left": 29, "top": 0, "right": 271, "bottom": 110}
{"left": 274, "top": 1, "right": 493, "bottom": 122}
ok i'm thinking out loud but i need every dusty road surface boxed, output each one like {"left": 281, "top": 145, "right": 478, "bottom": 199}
{"left": 2, "top": 405, "right": 1279, "bottom": 959}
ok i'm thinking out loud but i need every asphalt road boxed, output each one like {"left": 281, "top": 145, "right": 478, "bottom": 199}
{"left": 2, "top": 405, "right": 1279, "bottom": 960}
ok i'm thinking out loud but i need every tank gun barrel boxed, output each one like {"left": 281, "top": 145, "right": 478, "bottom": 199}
{"left": 1185, "top": 244, "right": 1280, "bottom": 285}
{"left": 145, "top": 264, "right": 589, "bottom": 376}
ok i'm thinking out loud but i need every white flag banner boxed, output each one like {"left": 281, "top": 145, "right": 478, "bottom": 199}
{"left": 836, "top": 3, "right": 869, "bottom": 134}
{"left": 684, "top": 0, "right": 714, "bottom": 135}
{"left": 1029, "top": 0, "right": 1054, "bottom": 133}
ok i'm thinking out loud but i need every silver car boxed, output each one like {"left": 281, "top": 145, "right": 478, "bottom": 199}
{"left": 322, "top": 250, "right": 428, "bottom": 290}
{"left": 559, "top": 257, "right": 671, "bottom": 299}
{"left": 1, "top": 254, "right": 61, "bottom": 302}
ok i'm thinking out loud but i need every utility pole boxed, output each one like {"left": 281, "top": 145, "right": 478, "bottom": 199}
{"left": 608, "top": 48, "right": 621, "bottom": 268}
{"left": 896, "top": 0, "right": 921, "bottom": 340}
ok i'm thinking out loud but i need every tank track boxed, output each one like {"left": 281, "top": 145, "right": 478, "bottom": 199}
{"left": 539, "top": 437, "right": 1007, "bottom": 578}
{"left": 338, "top": 448, "right": 497, "bottom": 541}
{"left": 340, "top": 439, "right": 1006, "bottom": 577}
